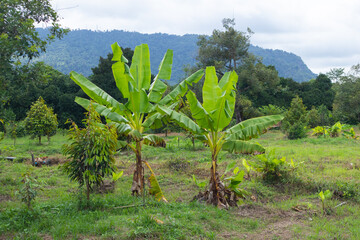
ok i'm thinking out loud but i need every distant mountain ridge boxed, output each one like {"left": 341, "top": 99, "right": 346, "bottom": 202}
{"left": 35, "top": 28, "right": 316, "bottom": 84}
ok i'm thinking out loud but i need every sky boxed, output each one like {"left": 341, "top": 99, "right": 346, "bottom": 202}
{"left": 48, "top": 0, "right": 360, "bottom": 74}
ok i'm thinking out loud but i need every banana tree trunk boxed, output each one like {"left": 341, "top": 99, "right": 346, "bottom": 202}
{"left": 208, "top": 157, "right": 228, "bottom": 209}
{"left": 131, "top": 141, "right": 144, "bottom": 196}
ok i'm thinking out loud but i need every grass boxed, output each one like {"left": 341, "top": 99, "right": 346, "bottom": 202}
{"left": 0, "top": 130, "right": 360, "bottom": 239}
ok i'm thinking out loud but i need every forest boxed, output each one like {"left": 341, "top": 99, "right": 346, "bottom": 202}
{"left": 1, "top": 1, "right": 360, "bottom": 239}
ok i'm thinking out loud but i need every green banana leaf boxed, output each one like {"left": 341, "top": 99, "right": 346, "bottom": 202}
{"left": 212, "top": 71, "right": 238, "bottom": 131}
{"left": 158, "top": 69, "right": 204, "bottom": 106}
{"left": 75, "top": 97, "right": 128, "bottom": 124}
{"left": 202, "top": 67, "right": 222, "bottom": 114}
{"left": 153, "top": 105, "right": 203, "bottom": 135}
{"left": 130, "top": 44, "right": 151, "bottom": 90}
{"left": 70, "top": 71, "right": 125, "bottom": 112}
{"left": 222, "top": 140, "right": 265, "bottom": 154}
{"left": 226, "top": 115, "right": 284, "bottom": 141}
{"left": 148, "top": 49, "right": 173, "bottom": 103}
{"left": 186, "top": 90, "right": 213, "bottom": 130}
{"left": 143, "top": 134, "right": 166, "bottom": 147}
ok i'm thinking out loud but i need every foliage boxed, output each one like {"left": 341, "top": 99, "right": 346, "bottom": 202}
{"left": 242, "top": 159, "right": 253, "bottom": 179}
{"left": 306, "top": 107, "right": 321, "bottom": 128}
{"left": 332, "top": 64, "right": 360, "bottom": 124}
{"left": 71, "top": 42, "right": 203, "bottom": 196}
{"left": 223, "top": 165, "right": 249, "bottom": 199}
{"left": 282, "top": 96, "right": 308, "bottom": 139}
{"left": 234, "top": 95, "right": 261, "bottom": 122}
{"left": 259, "top": 104, "right": 286, "bottom": 116}
{"left": 2, "top": 62, "right": 85, "bottom": 126}
{"left": 251, "top": 150, "right": 298, "bottom": 181}
{"left": 318, "top": 190, "right": 332, "bottom": 215}
{"left": 197, "top": 18, "right": 252, "bottom": 72}
{"left": 237, "top": 55, "right": 281, "bottom": 108}
{"left": 156, "top": 66, "right": 283, "bottom": 207}
{"left": 311, "top": 126, "right": 327, "bottom": 137}
{"left": 0, "top": 0, "right": 68, "bottom": 66}
{"left": 61, "top": 106, "right": 118, "bottom": 200}
{"left": 144, "top": 161, "right": 167, "bottom": 202}
{"left": 301, "top": 74, "right": 335, "bottom": 110}
{"left": 24, "top": 96, "right": 58, "bottom": 144}
{"left": 15, "top": 172, "right": 42, "bottom": 209}
{"left": 343, "top": 127, "right": 359, "bottom": 140}
{"left": 0, "top": 119, "right": 4, "bottom": 142}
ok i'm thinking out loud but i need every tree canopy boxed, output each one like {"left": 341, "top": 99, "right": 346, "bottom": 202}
{"left": 197, "top": 18, "right": 252, "bottom": 73}
{"left": 0, "top": 0, "right": 68, "bottom": 67}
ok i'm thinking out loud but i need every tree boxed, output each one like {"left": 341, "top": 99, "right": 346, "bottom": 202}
{"left": 197, "top": 18, "right": 252, "bottom": 73}
{"left": 332, "top": 64, "right": 360, "bottom": 124}
{"left": 301, "top": 74, "right": 334, "bottom": 110}
{"left": 154, "top": 66, "right": 283, "bottom": 208}
{"left": 62, "top": 106, "right": 118, "bottom": 201}
{"left": 24, "top": 96, "right": 58, "bottom": 144}
{"left": 282, "top": 96, "right": 308, "bottom": 139}
{"left": 0, "top": 0, "right": 68, "bottom": 66}
{"left": 71, "top": 43, "right": 204, "bottom": 197}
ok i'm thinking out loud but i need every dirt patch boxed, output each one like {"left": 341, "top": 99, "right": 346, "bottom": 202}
{"left": 0, "top": 194, "right": 12, "bottom": 202}
{"left": 231, "top": 204, "right": 309, "bottom": 240}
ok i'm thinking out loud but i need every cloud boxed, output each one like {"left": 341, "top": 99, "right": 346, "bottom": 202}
{"left": 51, "top": 0, "right": 360, "bottom": 74}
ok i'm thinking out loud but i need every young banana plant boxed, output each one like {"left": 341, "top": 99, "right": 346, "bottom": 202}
{"left": 150, "top": 67, "right": 284, "bottom": 208}
{"left": 70, "top": 43, "right": 204, "bottom": 198}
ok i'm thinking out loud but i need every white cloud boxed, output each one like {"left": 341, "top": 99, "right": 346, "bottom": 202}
{"left": 50, "top": 0, "right": 360, "bottom": 74}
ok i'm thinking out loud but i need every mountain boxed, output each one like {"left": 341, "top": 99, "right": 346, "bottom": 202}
{"left": 35, "top": 28, "right": 316, "bottom": 84}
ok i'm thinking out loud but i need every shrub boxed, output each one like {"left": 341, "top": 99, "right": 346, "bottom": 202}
{"left": 24, "top": 97, "right": 58, "bottom": 144}
{"left": 282, "top": 96, "right": 308, "bottom": 139}
{"left": 61, "top": 105, "right": 118, "bottom": 201}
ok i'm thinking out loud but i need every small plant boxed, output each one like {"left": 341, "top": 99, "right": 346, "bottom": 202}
{"left": 223, "top": 167, "right": 249, "bottom": 201}
{"left": 15, "top": 172, "right": 42, "bottom": 209}
{"left": 318, "top": 190, "right": 332, "bottom": 215}
{"left": 311, "top": 126, "right": 327, "bottom": 137}
{"left": 251, "top": 150, "right": 297, "bottom": 181}
{"left": 112, "top": 171, "right": 124, "bottom": 182}
{"left": 192, "top": 175, "right": 207, "bottom": 190}
{"left": 242, "top": 159, "right": 253, "bottom": 179}
{"left": 342, "top": 127, "right": 359, "bottom": 140}
{"left": 61, "top": 105, "right": 118, "bottom": 201}
{"left": 327, "top": 122, "right": 344, "bottom": 137}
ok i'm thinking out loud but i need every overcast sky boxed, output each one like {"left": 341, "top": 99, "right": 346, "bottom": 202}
{"left": 49, "top": 0, "right": 360, "bottom": 74}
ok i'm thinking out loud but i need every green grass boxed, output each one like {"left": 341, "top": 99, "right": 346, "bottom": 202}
{"left": 0, "top": 130, "right": 360, "bottom": 239}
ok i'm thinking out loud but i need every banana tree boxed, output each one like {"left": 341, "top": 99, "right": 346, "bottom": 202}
{"left": 70, "top": 43, "right": 204, "bottom": 197}
{"left": 149, "top": 66, "right": 283, "bottom": 208}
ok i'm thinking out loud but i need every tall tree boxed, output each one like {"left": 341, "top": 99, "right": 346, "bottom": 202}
{"left": 332, "top": 64, "right": 360, "bottom": 123}
{"left": 197, "top": 18, "right": 252, "bottom": 73}
{"left": 0, "top": 0, "right": 68, "bottom": 66}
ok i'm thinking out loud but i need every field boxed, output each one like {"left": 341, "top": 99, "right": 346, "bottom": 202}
{"left": 1, "top": 130, "right": 360, "bottom": 239}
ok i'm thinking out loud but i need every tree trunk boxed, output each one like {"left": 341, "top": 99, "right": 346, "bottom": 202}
{"left": 236, "top": 111, "right": 242, "bottom": 124}
{"left": 192, "top": 137, "right": 195, "bottom": 150}
{"left": 131, "top": 141, "right": 144, "bottom": 196}
{"left": 193, "top": 154, "right": 240, "bottom": 208}
{"left": 86, "top": 177, "right": 90, "bottom": 201}
{"left": 38, "top": 135, "right": 41, "bottom": 144}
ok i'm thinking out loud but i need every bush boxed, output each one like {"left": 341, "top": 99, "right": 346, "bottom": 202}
{"left": 24, "top": 97, "right": 58, "bottom": 144}
{"left": 306, "top": 107, "right": 321, "bottom": 128}
{"left": 288, "top": 123, "right": 308, "bottom": 139}
{"left": 282, "top": 96, "right": 308, "bottom": 139}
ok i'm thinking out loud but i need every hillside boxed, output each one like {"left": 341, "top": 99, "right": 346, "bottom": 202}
{"left": 35, "top": 29, "right": 316, "bottom": 84}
